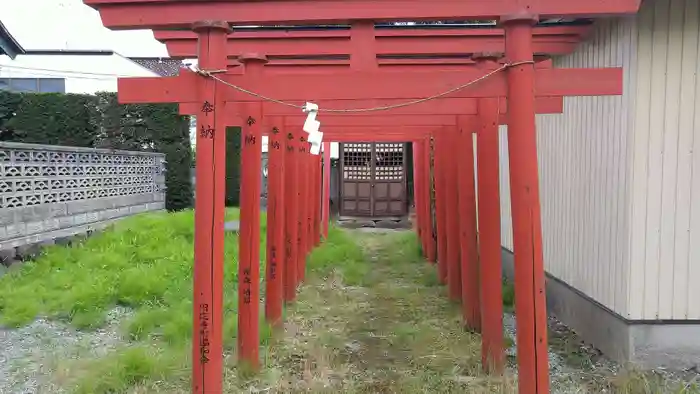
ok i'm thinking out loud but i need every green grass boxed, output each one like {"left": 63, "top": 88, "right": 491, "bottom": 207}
{"left": 306, "top": 227, "right": 368, "bottom": 286}
{"left": 0, "top": 208, "right": 272, "bottom": 392}
{"left": 5, "top": 217, "right": 691, "bottom": 394}
{"left": 213, "top": 229, "right": 514, "bottom": 393}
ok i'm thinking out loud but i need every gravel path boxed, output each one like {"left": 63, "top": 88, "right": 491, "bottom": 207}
{"left": 0, "top": 307, "right": 131, "bottom": 394}
{"left": 502, "top": 313, "right": 616, "bottom": 393}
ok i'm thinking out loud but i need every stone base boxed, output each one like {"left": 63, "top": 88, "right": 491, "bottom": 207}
{"left": 336, "top": 216, "right": 412, "bottom": 230}
{"left": 501, "top": 248, "right": 700, "bottom": 370}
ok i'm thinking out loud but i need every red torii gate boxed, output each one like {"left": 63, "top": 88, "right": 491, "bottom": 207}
{"left": 123, "top": 45, "right": 617, "bottom": 394}
{"left": 83, "top": 1, "right": 641, "bottom": 393}
{"left": 85, "top": 0, "right": 641, "bottom": 28}
{"left": 154, "top": 24, "right": 590, "bottom": 58}
{"left": 154, "top": 27, "right": 598, "bottom": 379}
{"left": 177, "top": 81, "right": 561, "bottom": 377}
{"left": 156, "top": 33, "right": 571, "bottom": 383}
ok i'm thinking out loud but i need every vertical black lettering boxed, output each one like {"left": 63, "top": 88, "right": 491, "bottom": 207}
{"left": 199, "top": 125, "right": 215, "bottom": 139}
{"left": 201, "top": 101, "right": 214, "bottom": 114}
{"left": 198, "top": 303, "right": 210, "bottom": 364}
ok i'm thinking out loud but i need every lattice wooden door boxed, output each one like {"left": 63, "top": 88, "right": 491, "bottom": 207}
{"left": 339, "top": 142, "right": 407, "bottom": 218}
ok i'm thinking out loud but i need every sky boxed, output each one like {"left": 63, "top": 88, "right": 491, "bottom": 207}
{"left": 0, "top": 0, "right": 168, "bottom": 57}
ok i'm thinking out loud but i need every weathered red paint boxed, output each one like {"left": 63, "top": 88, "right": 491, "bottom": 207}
{"left": 313, "top": 155, "right": 322, "bottom": 246}
{"left": 304, "top": 151, "right": 314, "bottom": 254}
{"left": 412, "top": 142, "right": 425, "bottom": 254}
{"left": 179, "top": 96, "right": 564, "bottom": 119}
{"left": 119, "top": 67, "right": 623, "bottom": 103}
{"left": 219, "top": 57, "right": 561, "bottom": 75}
{"left": 265, "top": 118, "right": 286, "bottom": 327}
{"left": 155, "top": 25, "right": 589, "bottom": 43}
{"left": 322, "top": 142, "right": 331, "bottom": 239}
{"left": 418, "top": 138, "right": 434, "bottom": 261}
{"left": 297, "top": 135, "right": 309, "bottom": 283}
{"left": 238, "top": 97, "right": 264, "bottom": 371}
{"left": 284, "top": 129, "right": 300, "bottom": 303}
{"left": 423, "top": 137, "right": 437, "bottom": 264}
{"left": 189, "top": 22, "right": 229, "bottom": 394}
{"left": 155, "top": 25, "right": 589, "bottom": 58}
{"left": 454, "top": 116, "right": 480, "bottom": 333}
{"left": 472, "top": 55, "right": 505, "bottom": 373}
{"left": 444, "top": 128, "right": 462, "bottom": 302}
{"left": 85, "top": 0, "right": 642, "bottom": 29}
{"left": 503, "top": 16, "right": 551, "bottom": 393}
{"left": 433, "top": 133, "right": 447, "bottom": 284}
{"left": 475, "top": 97, "right": 505, "bottom": 372}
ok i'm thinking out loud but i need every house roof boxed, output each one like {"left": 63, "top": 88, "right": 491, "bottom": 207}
{"left": 129, "top": 57, "right": 183, "bottom": 76}
{"left": 0, "top": 20, "right": 24, "bottom": 59}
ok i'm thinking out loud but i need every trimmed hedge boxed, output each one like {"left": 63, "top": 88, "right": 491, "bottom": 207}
{"left": 0, "top": 90, "right": 193, "bottom": 211}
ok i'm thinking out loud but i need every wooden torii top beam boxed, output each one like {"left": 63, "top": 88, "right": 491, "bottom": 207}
{"left": 218, "top": 56, "right": 555, "bottom": 74}
{"left": 178, "top": 95, "right": 563, "bottom": 117}
{"left": 176, "top": 56, "right": 564, "bottom": 118}
{"left": 155, "top": 25, "right": 590, "bottom": 58}
{"left": 84, "top": 0, "right": 642, "bottom": 29}
{"left": 119, "top": 65, "right": 622, "bottom": 104}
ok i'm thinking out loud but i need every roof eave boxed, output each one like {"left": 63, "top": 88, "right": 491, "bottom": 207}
{"left": 0, "top": 20, "right": 25, "bottom": 59}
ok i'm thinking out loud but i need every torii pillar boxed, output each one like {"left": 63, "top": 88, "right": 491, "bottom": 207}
{"left": 472, "top": 53, "right": 505, "bottom": 373}
{"left": 412, "top": 140, "right": 427, "bottom": 253}
{"left": 321, "top": 142, "right": 331, "bottom": 238}
{"left": 297, "top": 135, "right": 309, "bottom": 283}
{"left": 237, "top": 62, "right": 265, "bottom": 371}
{"left": 265, "top": 119, "right": 286, "bottom": 327}
{"left": 456, "top": 115, "right": 480, "bottom": 331}
{"left": 433, "top": 131, "right": 448, "bottom": 283}
{"left": 285, "top": 130, "right": 301, "bottom": 301}
{"left": 425, "top": 137, "right": 437, "bottom": 263}
{"left": 313, "top": 154, "right": 322, "bottom": 246}
{"left": 502, "top": 15, "right": 550, "bottom": 393}
{"left": 190, "top": 20, "right": 229, "bottom": 394}
{"left": 444, "top": 127, "right": 462, "bottom": 302}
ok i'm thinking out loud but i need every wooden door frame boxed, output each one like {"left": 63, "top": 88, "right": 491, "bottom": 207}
{"left": 338, "top": 142, "right": 408, "bottom": 220}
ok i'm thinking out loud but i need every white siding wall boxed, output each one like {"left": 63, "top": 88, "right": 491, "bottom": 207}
{"left": 0, "top": 53, "right": 158, "bottom": 94}
{"left": 627, "top": 0, "right": 700, "bottom": 320}
{"left": 499, "top": 17, "right": 639, "bottom": 317}
{"left": 500, "top": 0, "right": 700, "bottom": 320}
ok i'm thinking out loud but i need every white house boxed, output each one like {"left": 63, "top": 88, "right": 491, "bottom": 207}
{"left": 0, "top": 0, "right": 169, "bottom": 95}
{"left": 0, "top": 49, "right": 161, "bottom": 94}
{"left": 499, "top": 0, "right": 700, "bottom": 368}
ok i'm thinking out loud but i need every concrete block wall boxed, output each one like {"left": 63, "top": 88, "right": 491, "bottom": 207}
{"left": 0, "top": 142, "right": 166, "bottom": 258}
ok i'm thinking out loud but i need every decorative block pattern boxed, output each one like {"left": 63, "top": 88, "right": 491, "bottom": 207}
{"left": 0, "top": 142, "right": 166, "bottom": 251}
{"left": 0, "top": 143, "right": 165, "bottom": 209}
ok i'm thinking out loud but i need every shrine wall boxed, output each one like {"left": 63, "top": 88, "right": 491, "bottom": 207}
{"left": 499, "top": 0, "right": 700, "bottom": 368}
{"left": 0, "top": 142, "right": 166, "bottom": 262}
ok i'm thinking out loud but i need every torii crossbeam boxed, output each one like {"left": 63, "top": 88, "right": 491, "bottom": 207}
{"left": 155, "top": 24, "right": 590, "bottom": 58}
{"left": 85, "top": 0, "right": 641, "bottom": 28}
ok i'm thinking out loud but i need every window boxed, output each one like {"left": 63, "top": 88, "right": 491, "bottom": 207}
{"left": 37, "top": 79, "right": 65, "bottom": 93}
{"left": 10, "top": 78, "right": 38, "bottom": 92}
{"left": 0, "top": 78, "right": 66, "bottom": 93}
